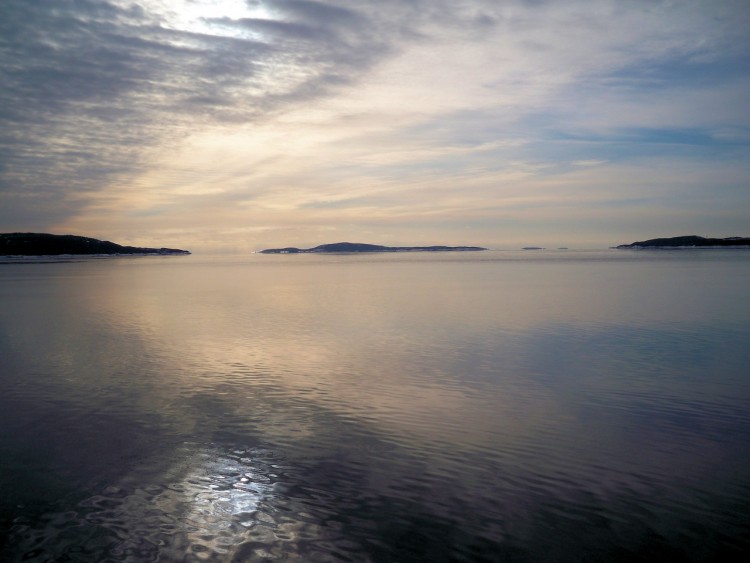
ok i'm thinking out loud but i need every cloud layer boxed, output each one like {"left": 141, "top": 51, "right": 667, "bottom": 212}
{"left": 1, "top": 0, "right": 749, "bottom": 249}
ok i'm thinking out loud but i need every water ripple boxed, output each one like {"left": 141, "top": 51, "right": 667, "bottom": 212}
{"left": 6, "top": 443, "right": 367, "bottom": 562}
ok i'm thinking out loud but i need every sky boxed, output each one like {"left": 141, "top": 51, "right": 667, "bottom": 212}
{"left": 1, "top": 0, "right": 749, "bottom": 252}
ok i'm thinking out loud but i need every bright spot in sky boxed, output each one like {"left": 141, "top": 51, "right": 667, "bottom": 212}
{"left": 147, "top": 0, "right": 271, "bottom": 38}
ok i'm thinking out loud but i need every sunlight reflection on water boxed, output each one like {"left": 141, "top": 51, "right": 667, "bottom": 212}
{"left": 8, "top": 443, "right": 342, "bottom": 561}
{"left": 1, "top": 251, "right": 749, "bottom": 561}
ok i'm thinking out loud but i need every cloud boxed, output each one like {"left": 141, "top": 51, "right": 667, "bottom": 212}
{"left": 0, "top": 0, "right": 395, "bottom": 225}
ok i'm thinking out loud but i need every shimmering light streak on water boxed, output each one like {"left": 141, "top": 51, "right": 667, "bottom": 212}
{"left": 1, "top": 250, "right": 749, "bottom": 561}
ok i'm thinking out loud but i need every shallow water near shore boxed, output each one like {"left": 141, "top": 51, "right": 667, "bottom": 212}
{"left": 1, "top": 249, "right": 749, "bottom": 561}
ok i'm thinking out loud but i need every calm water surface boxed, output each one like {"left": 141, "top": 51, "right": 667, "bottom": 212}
{"left": 1, "top": 250, "right": 749, "bottom": 561}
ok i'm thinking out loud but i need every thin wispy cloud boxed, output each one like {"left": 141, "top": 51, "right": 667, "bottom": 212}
{"left": 1, "top": 0, "right": 748, "bottom": 250}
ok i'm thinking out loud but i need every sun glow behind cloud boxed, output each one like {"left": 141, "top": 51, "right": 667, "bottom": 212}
{"left": 146, "top": 0, "right": 272, "bottom": 37}
{"left": 1, "top": 0, "right": 748, "bottom": 251}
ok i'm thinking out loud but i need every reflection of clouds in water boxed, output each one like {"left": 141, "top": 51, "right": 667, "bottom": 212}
{"left": 8, "top": 443, "right": 333, "bottom": 562}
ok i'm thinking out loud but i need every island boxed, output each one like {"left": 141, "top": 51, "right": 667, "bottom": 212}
{"left": 616, "top": 235, "right": 750, "bottom": 249}
{"left": 260, "top": 242, "right": 487, "bottom": 254}
{"left": 0, "top": 233, "right": 191, "bottom": 255}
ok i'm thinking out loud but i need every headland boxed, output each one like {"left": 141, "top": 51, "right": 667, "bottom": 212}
{"left": 616, "top": 235, "right": 750, "bottom": 249}
{"left": 0, "top": 233, "right": 191, "bottom": 256}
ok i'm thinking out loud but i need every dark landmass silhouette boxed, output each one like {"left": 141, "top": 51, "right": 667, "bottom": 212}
{"left": 616, "top": 235, "right": 750, "bottom": 248}
{"left": 0, "top": 233, "right": 191, "bottom": 255}
{"left": 260, "top": 242, "right": 487, "bottom": 254}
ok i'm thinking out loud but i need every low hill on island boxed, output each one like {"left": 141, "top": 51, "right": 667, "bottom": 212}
{"left": 261, "top": 242, "right": 487, "bottom": 254}
{"left": 616, "top": 235, "right": 750, "bottom": 248}
{"left": 0, "top": 233, "right": 191, "bottom": 256}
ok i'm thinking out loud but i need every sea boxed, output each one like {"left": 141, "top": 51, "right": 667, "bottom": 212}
{"left": 1, "top": 249, "right": 749, "bottom": 562}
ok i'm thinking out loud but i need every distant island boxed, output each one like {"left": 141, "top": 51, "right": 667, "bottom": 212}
{"left": 616, "top": 235, "right": 750, "bottom": 249}
{"left": 0, "top": 233, "right": 191, "bottom": 256}
{"left": 260, "top": 242, "right": 487, "bottom": 254}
